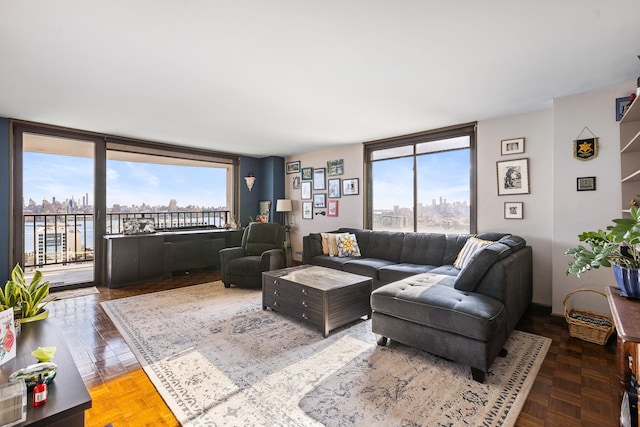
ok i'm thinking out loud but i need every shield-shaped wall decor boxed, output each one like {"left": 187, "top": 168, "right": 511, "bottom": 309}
{"left": 573, "top": 138, "right": 598, "bottom": 160}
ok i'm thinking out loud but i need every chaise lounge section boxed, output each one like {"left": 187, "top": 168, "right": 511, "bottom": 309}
{"left": 302, "top": 228, "right": 532, "bottom": 382}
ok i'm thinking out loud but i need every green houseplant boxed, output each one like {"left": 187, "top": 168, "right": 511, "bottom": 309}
{"left": 0, "top": 264, "right": 56, "bottom": 322}
{"left": 565, "top": 205, "right": 640, "bottom": 297}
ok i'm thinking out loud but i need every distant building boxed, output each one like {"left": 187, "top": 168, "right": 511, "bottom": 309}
{"left": 35, "top": 226, "right": 82, "bottom": 266}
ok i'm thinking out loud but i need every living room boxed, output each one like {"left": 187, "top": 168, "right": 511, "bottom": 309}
{"left": 0, "top": 1, "right": 639, "bottom": 425}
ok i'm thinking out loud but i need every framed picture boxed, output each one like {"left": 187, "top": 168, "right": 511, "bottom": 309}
{"left": 301, "top": 181, "right": 312, "bottom": 200}
{"left": 617, "top": 96, "right": 632, "bottom": 121}
{"left": 313, "top": 168, "right": 326, "bottom": 190}
{"left": 496, "top": 158, "right": 529, "bottom": 196}
{"left": 501, "top": 138, "right": 525, "bottom": 155}
{"left": 286, "top": 161, "right": 300, "bottom": 174}
{"left": 504, "top": 202, "right": 523, "bottom": 219}
{"left": 301, "top": 167, "right": 313, "bottom": 181}
{"left": 343, "top": 178, "right": 359, "bottom": 195}
{"left": 292, "top": 176, "right": 300, "bottom": 189}
{"left": 327, "top": 200, "right": 339, "bottom": 217}
{"left": 313, "top": 193, "right": 326, "bottom": 208}
{"left": 327, "top": 159, "right": 344, "bottom": 176}
{"left": 577, "top": 176, "right": 596, "bottom": 191}
{"left": 328, "top": 178, "right": 341, "bottom": 198}
{"left": 302, "top": 201, "right": 313, "bottom": 219}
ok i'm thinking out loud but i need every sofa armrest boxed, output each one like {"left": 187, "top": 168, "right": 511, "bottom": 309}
{"left": 260, "top": 249, "right": 286, "bottom": 271}
{"left": 302, "top": 233, "right": 323, "bottom": 264}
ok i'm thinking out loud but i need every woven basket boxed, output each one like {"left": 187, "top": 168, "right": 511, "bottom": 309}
{"left": 563, "top": 288, "right": 615, "bottom": 345}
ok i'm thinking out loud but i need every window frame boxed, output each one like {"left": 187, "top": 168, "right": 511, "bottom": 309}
{"left": 363, "top": 122, "right": 477, "bottom": 233}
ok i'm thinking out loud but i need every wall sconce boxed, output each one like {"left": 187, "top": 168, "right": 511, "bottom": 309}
{"left": 244, "top": 173, "right": 256, "bottom": 191}
{"left": 315, "top": 211, "right": 326, "bottom": 216}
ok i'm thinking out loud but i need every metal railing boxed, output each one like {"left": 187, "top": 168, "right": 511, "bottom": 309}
{"left": 23, "top": 210, "right": 230, "bottom": 269}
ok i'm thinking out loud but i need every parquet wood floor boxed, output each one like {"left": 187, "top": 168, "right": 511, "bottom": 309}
{"left": 46, "top": 271, "right": 621, "bottom": 426}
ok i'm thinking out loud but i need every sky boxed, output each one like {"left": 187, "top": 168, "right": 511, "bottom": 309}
{"left": 372, "top": 149, "right": 470, "bottom": 210}
{"left": 23, "top": 152, "right": 228, "bottom": 209}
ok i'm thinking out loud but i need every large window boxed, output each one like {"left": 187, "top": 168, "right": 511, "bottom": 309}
{"left": 365, "top": 123, "right": 476, "bottom": 233}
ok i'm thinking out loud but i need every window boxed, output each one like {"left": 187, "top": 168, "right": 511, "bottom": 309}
{"left": 364, "top": 123, "right": 476, "bottom": 233}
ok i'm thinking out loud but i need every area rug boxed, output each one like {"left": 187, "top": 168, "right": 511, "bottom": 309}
{"left": 101, "top": 282, "right": 550, "bottom": 427}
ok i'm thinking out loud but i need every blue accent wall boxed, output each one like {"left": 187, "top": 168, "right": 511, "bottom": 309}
{"left": 0, "top": 118, "right": 9, "bottom": 283}
{"left": 239, "top": 156, "right": 285, "bottom": 226}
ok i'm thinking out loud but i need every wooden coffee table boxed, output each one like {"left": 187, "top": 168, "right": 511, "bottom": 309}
{"left": 262, "top": 265, "right": 372, "bottom": 337}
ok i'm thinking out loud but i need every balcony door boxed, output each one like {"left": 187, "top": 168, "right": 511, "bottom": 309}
{"left": 12, "top": 125, "right": 105, "bottom": 289}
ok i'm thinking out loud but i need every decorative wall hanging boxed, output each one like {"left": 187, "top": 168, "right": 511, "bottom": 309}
{"left": 313, "top": 168, "right": 326, "bottom": 190}
{"left": 301, "top": 181, "right": 312, "bottom": 200}
{"left": 504, "top": 202, "right": 523, "bottom": 219}
{"left": 244, "top": 173, "right": 256, "bottom": 191}
{"left": 327, "top": 159, "right": 344, "bottom": 176}
{"left": 577, "top": 176, "right": 596, "bottom": 191}
{"left": 327, "top": 200, "right": 339, "bottom": 217}
{"left": 616, "top": 96, "right": 632, "bottom": 121}
{"left": 286, "top": 161, "right": 300, "bottom": 174}
{"left": 573, "top": 127, "right": 598, "bottom": 160}
{"left": 292, "top": 176, "right": 300, "bottom": 189}
{"left": 313, "top": 193, "right": 326, "bottom": 208}
{"left": 496, "top": 158, "right": 530, "bottom": 195}
{"left": 301, "top": 167, "right": 313, "bottom": 180}
{"left": 328, "top": 178, "right": 341, "bottom": 198}
{"left": 302, "top": 201, "right": 313, "bottom": 219}
{"left": 343, "top": 178, "right": 359, "bottom": 195}
{"left": 501, "top": 138, "right": 525, "bottom": 155}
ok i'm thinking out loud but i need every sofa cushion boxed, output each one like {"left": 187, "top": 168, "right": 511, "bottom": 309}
{"left": 371, "top": 273, "right": 506, "bottom": 342}
{"left": 400, "top": 233, "right": 446, "bottom": 265}
{"left": 454, "top": 242, "right": 511, "bottom": 292}
{"left": 337, "top": 234, "right": 362, "bottom": 257}
{"left": 378, "top": 263, "right": 439, "bottom": 283}
{"left": 365, "top": 231, "right": 404, "bottom": 262}
{"left": 338, "top": 228, "right": 371, "bottom": 255}
{"left": 497, "top": 234, "right": 526, "bottom": 251}
{"left": 321, "top": 232, "right": 350, "bottom": 256}
{"left": 454, "top": 236, "right": 494, "bottom": 269}
{"left": 309, "top": 254, "right": 353, "bottom": 270}
{"left": 428, "top": 265, "right": 460, "bottom": 276}
{"left": 342, "top": 258, "right": 397, "bottom": 279}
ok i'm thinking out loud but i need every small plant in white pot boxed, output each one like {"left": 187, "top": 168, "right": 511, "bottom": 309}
{"left": 565, "top": 205, "right": 640, "bottom": 298}
{"left": 0, "top": 264, "right": 56, "bottom": 322}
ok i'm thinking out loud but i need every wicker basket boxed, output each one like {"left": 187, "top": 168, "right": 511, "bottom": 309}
{"left": 563, "top": 288, "right": 615, "bottom": 345}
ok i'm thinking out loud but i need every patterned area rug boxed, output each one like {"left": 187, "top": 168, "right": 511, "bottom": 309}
{"left": 101, "top": 282, "right": 550, "bottom": 426}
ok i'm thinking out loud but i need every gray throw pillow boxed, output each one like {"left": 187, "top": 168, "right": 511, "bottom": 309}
{"left": 454, "top": 242, "right": 511, "bottom": 292}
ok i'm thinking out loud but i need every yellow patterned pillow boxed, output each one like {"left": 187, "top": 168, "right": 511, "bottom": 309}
{"left": 337, "top": 234, "right": 362, "bottom": 257}
{"left": 322, "top": 233, "right": 349, "bottom": 257}
{"left": 454, "top": 237, "right": 494, "bottom": 269}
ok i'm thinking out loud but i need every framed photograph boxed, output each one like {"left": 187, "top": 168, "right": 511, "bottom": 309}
{"left": 301, "top": 167, "right": 313, "bottom": 181}
{"left": 313, "top": 193, "right": 326, "bottom": 208}
{"left": 301, "top": 181, "right": 312, "bottom": 200}
{"left": 577, "top": 176, "right": 596, "bottom": 191}
{"left": 292, "top": 176, "right": 300, "bottom": 189}
{"left": 327, "top": 200, "right": 339, "bottom": 217}
{"left": 504, "top": 202, "right": 523, "bottom": 219}
{"left": 327, "top": 159, "right": 344, "bottom": 176}
{"left": 496, "top": 158, "right": 529, "bottom": 196}
{"left": 286, "top": 160, "right": 300, "bottom": 174}
{"left": 342, "top": 178, "right": 359, "bottom": 196}
{"left": 501, "top": 138, "right": 525, "bottom": 155}
{"left": 302, "top": 201, "right": 313, "bottom": 219}
{"left": 617, "top": 96, "right": 632, "bottom": 121}
{"left": 328, "top": 178, "right": 341, "bottom": 198}
{"left": 313, "top": 168, "right": 326, "bottom": 190}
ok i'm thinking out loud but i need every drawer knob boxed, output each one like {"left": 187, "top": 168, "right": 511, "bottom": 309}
{"left": 302, "top": 289, "right": 308, "bottom": 295}
{"left": 273, "top": 301, "right": 279, "bottom": 307}
{"left": 302, "top": 313, "right": 308, "bottom": 319}
{"left": 302, "top": 301, "right": 308, "bottom": 307}
{"left": 273, "top": 280, "right": 278, "bottom": 285}
{"left": 273, "top": 290, "right": 279, "bottom": 296}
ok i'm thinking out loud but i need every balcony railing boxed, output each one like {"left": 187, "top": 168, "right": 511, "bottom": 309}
{"left": 23, "top": 210, "right": 230, "bottom": 269}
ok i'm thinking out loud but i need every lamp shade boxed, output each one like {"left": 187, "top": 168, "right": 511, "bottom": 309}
{"left": 276, "top": 199, "right": 292, "bottom": 212}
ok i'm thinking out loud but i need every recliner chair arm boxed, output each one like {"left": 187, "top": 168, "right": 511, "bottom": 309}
{"left": 260, "top": 248, "right": 286, "bottom": 271}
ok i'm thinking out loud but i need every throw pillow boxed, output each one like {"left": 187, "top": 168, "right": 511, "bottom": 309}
{"left": 322, "top": 233, "right": 349, "bottom": 256}
{"left": 337, "top": 234, "right": 362, "bottom": 257}
{"left": 454, "top": 236, "right": 494, "bottom": 270}
{"left": 320, "top": 233, "right": 331, "bottom": 254}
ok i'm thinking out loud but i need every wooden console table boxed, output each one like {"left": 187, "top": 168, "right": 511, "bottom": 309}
{"left": 606, "top": 285, "right": 640, "bottom": 420}
{"left": 0, "top": 318, "right": 92, "bottom": 426}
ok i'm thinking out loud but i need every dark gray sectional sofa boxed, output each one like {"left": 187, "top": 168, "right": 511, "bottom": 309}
{"left": 302, "top": 228, "right": 533, "bottom": 382}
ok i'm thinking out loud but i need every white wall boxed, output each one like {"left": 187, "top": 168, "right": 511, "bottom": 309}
{"left": 285, "top": 82, "right": 635, "bottom": 315}
{"left": 477, "top": 109, "right": 554, "bottom": 306}
{"left": 551, "top": 82, "right": 631, "bottom": 315}
{"left": 285, "top": 143, "right": 364, "bottom": 262}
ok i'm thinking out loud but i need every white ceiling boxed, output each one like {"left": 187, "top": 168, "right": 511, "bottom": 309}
{"left": 1, "top": 1, "right": 639, "bottom": 158}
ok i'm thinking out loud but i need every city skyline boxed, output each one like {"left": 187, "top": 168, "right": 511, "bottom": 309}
{"left": 23, "top": 152, "right": 229, "bottom": 210}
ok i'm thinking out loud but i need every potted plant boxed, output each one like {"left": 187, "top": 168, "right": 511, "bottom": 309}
{"left": 0, "top": 264, "right": 56, "bottom": 323}
{"left": 565, "top": 205, "right": 640, "bottom": 297}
